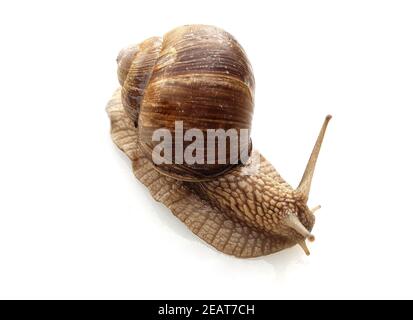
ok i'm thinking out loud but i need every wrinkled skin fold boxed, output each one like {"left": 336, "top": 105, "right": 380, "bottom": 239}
{"left": 107, "top": 89, "right": 302, "bottom": 258}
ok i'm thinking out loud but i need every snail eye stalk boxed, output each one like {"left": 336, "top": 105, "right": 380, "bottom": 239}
{"left": 296, "top": 115, "right": 332, "bottom": 202}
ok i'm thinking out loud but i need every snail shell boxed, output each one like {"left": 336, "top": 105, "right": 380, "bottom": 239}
{"left": 117, "top": 25, "right": 254, "bottom": 181}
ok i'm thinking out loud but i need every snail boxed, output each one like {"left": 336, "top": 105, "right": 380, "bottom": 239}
{"left": 107, "top": 25, "right": 331, "bottom": 258}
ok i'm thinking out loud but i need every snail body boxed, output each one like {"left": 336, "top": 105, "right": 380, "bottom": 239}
{"left": 107, "top": 25, "right": 331, "bottom": 257}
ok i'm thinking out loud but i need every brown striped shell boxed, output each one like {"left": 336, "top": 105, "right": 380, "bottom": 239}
{"left": 117, "top": 25, "right": 255, "bottom": 182}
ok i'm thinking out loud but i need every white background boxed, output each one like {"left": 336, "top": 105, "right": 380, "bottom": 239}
{"left": 0, "top": 0, "right": 412, "bottom": 299}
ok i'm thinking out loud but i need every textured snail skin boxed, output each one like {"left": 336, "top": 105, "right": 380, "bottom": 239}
{"left": 107, "top": 89, "right": 330, "bottom": 257}
{"left": 108, "top": 90, "right": 292, "bottom": 257}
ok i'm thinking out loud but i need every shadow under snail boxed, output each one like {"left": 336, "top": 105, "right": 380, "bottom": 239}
{"left": 107, "top": 25, "right": 331, "bottom": 258}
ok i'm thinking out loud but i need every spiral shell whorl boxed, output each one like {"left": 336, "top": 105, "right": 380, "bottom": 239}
{"left": 117, "top": 37, "right": 163, "bottom": 125}
{"left": 116, "top": 44, "right": 139, "bottom": 86}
